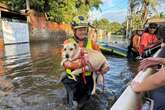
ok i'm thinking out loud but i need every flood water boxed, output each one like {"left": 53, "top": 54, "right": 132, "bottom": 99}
{"left": 0, "top": 42, "right": 139, "bottom": 110}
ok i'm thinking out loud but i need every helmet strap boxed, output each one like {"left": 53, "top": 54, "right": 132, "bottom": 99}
{"left": 75, "top": 35, "right": 85, "bottom": 41}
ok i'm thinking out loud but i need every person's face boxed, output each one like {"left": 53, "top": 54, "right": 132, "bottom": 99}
{"left": 74, "top": 27, "right": 88, "bottom": 40}
{"left": 148, "top": 27, "right": 156, "bottom": 34}
{"left": 137, "top": 30, "right": 143, "bottom": 36}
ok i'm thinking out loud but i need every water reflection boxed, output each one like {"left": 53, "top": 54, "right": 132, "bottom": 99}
{"left": 0, "top": 46, "right": 4, "bottom": 75}
{"left": 0, "top": 42, "right": 138, "bottom": 110}
{"left": 104, "top": 56, "right": 134, "bottom": 98}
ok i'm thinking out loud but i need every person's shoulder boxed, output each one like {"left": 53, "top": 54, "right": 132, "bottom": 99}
{"left": 143, "top": 32, "right": 149, "bottom": 36}
{"left": 90, "top": 39, "right": 97, "bottom": 46}
{"left": 142, "top": 33, "right": 151, "bottom": 39}
{"left": 89, "top": 38, "right": 96, "bottom": 43}
{"left": 133, "top": 35, "right": 139, "bottom": 38}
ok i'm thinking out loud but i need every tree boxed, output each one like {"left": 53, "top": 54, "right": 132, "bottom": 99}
{"left": 128, "top": 0, "right": 158, "bottom": 27}
{"left": 160, "top": 12, "right": 165, "bottom": 18}
{"left": 109, "top": 22, "right": 122, "bottom": 34}
{"left": 93, "top": 19, "right": 123, "bottom": 35}
{"left": 93, "top": 18, "right": 111, "bottom": 31}
{"left": 141, "top": 0, "right": 158, "bottom": 25}
{"left": 132, "top": 15, "right": 143, "bottom": 29}
{"left": 1, "top": 0, "right": 102, "bottom": 23}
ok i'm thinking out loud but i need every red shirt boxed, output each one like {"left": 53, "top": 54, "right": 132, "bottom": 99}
{"left": 140, "top": 32, "right": 158, "bottom": 48}
{"left": 139, "top": 32, "right": 159, "bottom": 55}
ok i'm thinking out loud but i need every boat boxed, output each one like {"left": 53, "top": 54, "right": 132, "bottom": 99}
{"left": 110, "top": 48, "right": 162, "bottom": 110}
{"left": 99, "top": 41, "right": 161, "bottom": 59}
{"left": 143, "top": 42, "right": 161, "bottom": 57}
{"left": 127, "top": 42, "right": 161, "bottom": 60}
{"left": 99, "top": 42, "right": 127, "bottom": 57}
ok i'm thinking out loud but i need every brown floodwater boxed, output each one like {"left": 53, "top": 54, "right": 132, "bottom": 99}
{"left": 0, "top": 42, "right": 138, "bottom": 110}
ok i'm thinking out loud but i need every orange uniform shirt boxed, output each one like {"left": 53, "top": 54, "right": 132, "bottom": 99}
{"left": 132, "top": 35, "right": 141, "bottom": 51}
{"left": 139, "top": 32, "right": 159, "bottom": 54}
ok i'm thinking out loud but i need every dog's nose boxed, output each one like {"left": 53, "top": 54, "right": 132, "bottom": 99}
{"left": 65, "top": 54, "right": 69, "bottom": 58}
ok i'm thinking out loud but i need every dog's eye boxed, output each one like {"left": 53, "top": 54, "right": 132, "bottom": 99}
{"left": 64, "top": 48, "right": 66, "bottom": 51}
{"left": 70, "top": 48, "right": 73, "bottom": 51}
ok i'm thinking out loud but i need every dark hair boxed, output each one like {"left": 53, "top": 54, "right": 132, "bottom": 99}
{"left": 149, "top": 23, "right": 158, "bottom": 28}
{"left": 157, "top": 25, "right": 165, "bottom": 43}
{"left": 144, "top": 23, "right": 158, "bottom": 34}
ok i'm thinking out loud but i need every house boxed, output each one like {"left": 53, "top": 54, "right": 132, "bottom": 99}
{"left": 148, "top": 18, "right": 165, "bottom": 25}
{"left": 0, "top": 3, "right": 29, "bottom": 45}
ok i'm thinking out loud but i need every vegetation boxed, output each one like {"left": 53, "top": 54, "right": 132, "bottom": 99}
{"left": 152, "top": 12, "right": 165, "bottom": 18}
{"left": 93, "top": 18, "right": 123, "bottom": 35}
{"left": 1, "top": 0, "right": 102, "bottom": 23}
{"left": 110, "top": 22, "right": 123, "bottom": 34}
{"left": 128, "top": 0, "right": 158, "bottom": 30}
{"left": 93, "top": 18, "right": 110, "bottom": 31}
{"left": 1, "top": 0, "right": 124, "bottom": 35}
{"left": 159, "top": 12, "right": 165, "bottom": 18}
{"left": 3, "top": 0, "right": 161, "bottom": 35}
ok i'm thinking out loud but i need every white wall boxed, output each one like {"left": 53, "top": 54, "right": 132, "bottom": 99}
{"left": 2, "top": 20, "right": 29, "bottom": 44}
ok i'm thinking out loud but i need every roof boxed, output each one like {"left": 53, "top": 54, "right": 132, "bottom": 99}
{"left": 148, "top": 18, "right": 165, "bottom": 25}
{"left": 0, "top": 2, "right": 27, "bottom": 21}
{"left": 0, "top": 2, "right": 27, "bottom": 16}
{"left": 0, "top": 3, "right": 10, "bottom": 11}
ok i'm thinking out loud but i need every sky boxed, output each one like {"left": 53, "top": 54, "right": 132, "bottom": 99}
{"left": 89, "top": 0, "right": 165, "bottom": 23}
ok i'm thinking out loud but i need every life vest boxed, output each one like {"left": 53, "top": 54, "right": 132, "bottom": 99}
{"left": 132, "top": 35, "right": 141, "bottom": 51}
{"left": 65, "top": 37, "right": 92, "bottom": 80}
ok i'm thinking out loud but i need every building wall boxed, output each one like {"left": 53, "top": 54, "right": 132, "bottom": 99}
{"left": 28, "top": 10, "right": 73, "bottom": 43}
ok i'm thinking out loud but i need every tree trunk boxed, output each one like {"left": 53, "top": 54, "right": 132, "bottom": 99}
{"left": 141, "top": 3, "right": 148, "bottom": 26}
{"left": 26, "top": 0, "right": 30, "bottom": 10}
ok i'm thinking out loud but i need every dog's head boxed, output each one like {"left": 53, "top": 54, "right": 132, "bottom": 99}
{"left": 62, "top": 42, "right": 79, "bottom": 61}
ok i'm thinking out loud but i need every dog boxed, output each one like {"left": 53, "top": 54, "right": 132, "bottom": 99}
{"left": 61, "top": 41, "right": 109, "bottom": 95}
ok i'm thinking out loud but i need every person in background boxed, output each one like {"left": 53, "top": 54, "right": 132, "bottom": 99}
{"left": 131, "top": 25, "right": 165, "bottom": 110}
{"left": 138, "top": 23, "right": 160, "bottom": 57}
{"left": 132, "top": 29, "right": 143, "bottom": 53}
{"left": 127, "top": 29, "right": 143, "bottom": 59}
{"left": 61, "top": 16, "right": 109, "bottom": 108}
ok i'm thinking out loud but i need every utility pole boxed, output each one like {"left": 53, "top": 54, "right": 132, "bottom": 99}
{"left": 126, "top": 0, "right": 131, "bottom": 40}
{"left": 26, "top": 0, "right": 30, "bottom": 10}
{"left": 26, "top": 0, "right": 30, "bottom": 34}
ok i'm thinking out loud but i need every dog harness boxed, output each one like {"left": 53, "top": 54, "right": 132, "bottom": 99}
{"left": 65, "top": 38, "right": 92, "bottom": 81}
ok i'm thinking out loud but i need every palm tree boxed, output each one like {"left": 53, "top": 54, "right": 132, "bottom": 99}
{"left": 129, "top": 0, "right": 141, "bottom": 15}
{"left": 129, "top": 0, "right": 158, "bottom": 27}
{"left": 141, "top": 0, "right": 158, "bottom": 25}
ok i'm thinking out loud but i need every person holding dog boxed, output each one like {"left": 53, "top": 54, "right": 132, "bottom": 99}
{"left": 61, "top": 16, "right": 109, "bottom": 108}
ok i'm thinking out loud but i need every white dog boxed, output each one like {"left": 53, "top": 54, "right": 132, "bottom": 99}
{"left": 61, "top": 42, "right": 109, "bottom": 95}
